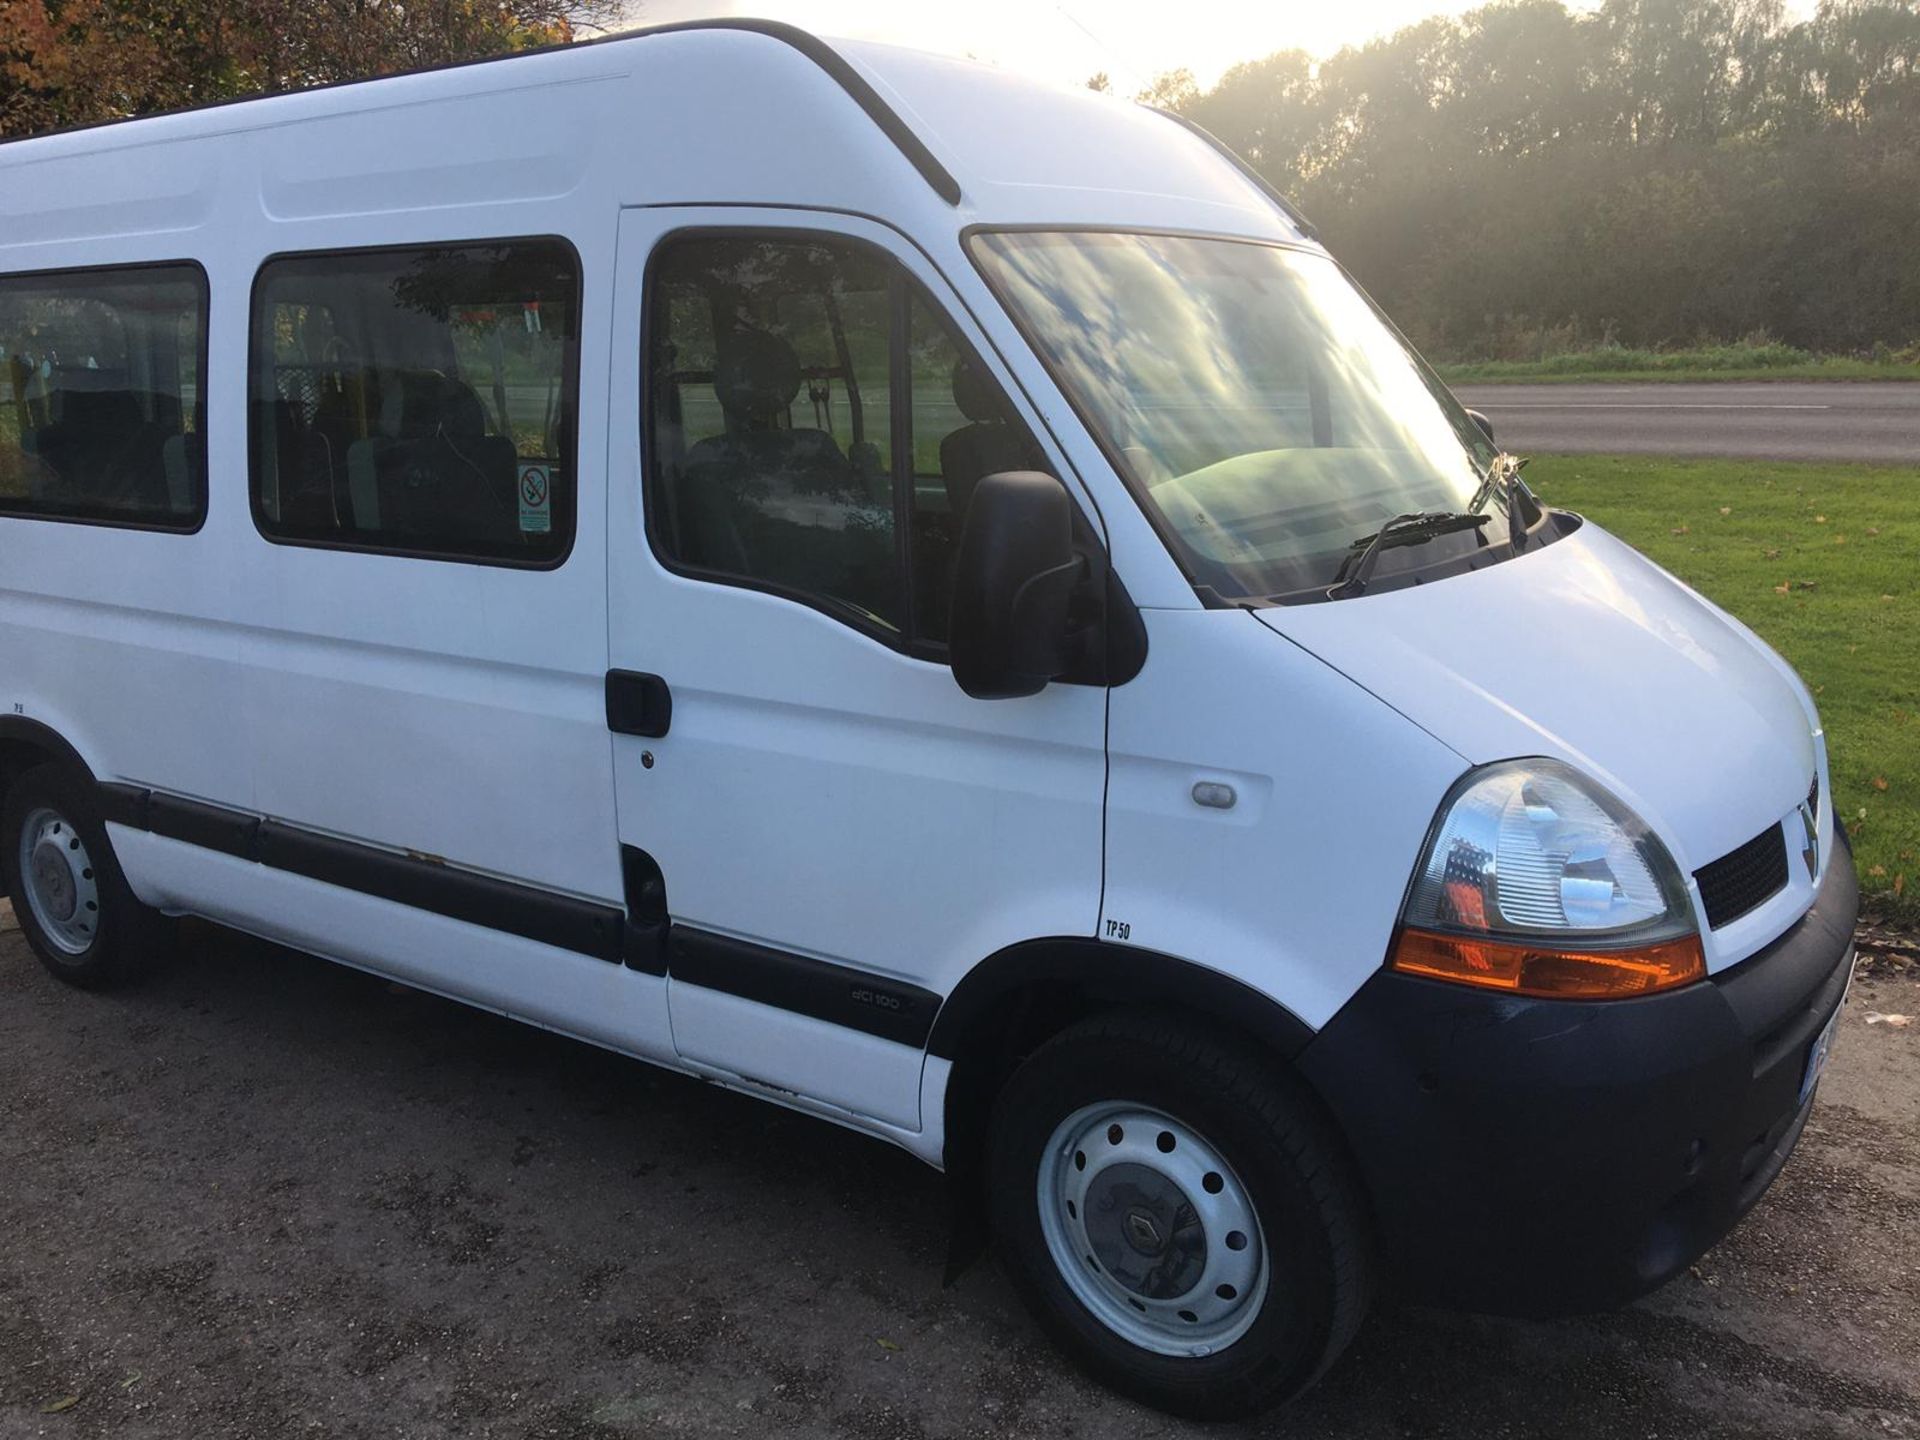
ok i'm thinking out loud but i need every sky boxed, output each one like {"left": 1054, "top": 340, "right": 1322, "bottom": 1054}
{"left": 622, "top": 0, "right": 1533, "bottom": 94}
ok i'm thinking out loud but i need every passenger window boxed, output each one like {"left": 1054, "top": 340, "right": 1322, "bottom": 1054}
{"left": 647, "top": 234, "right": 1042, "bottom": 647}
{"left": 250, "top": 240, "right": 580, "bottom": 564}
{"left": 0, "top": 263, "right": 207, "bottom": 530}
{"left": 905, "top": 290, "right": 1046, "bottom": 639}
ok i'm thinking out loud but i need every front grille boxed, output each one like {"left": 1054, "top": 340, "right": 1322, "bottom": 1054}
{"left": 1695, "top": 823, "right": 1790, "bottom": 929}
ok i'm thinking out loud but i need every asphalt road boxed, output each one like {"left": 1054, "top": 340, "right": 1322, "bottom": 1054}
{"left": 1, "top": 912, "right": 1916, "bottom": 1440}
{"left": 1451, "top": 381, "right": 1920, "bottom": 463}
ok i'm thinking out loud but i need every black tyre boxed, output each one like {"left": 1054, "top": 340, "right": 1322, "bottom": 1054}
{"left": 1, "top": 763, "right": 172, "bottom": 990}
{"left": 987, "top": 1011, "right": 1372, "bottom": 1420}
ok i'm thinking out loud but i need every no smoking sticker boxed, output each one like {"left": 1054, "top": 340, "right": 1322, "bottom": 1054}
{"left": 517, "top": 462, "right": 552, "bottom": 534}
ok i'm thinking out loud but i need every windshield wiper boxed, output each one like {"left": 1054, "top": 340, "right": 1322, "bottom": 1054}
{"left": 1467, "top": 457, "right": 1504, "bottom": 516}
{"left": 1470, "top": 452, "right": 1539, "bottom": 555}
{"left": 1327, "top": 510, "right": 1492, "bottom": 599}
{"left": 1504, "top": 455, "right": 1536, "bottom": 552}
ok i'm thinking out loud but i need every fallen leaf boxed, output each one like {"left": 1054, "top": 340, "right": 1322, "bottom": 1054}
{"left": 1718, "top": 506, "right": 1731, "bottom": 516}
{"left": 1774, "top": 582, "right": 1791, "bottom": 595}
{"left": 41, "top": 1397, "right": 80, "bottom": 1415}
{"left": 1864, "top": 1013, "right": 1912, "bottom": 1028}
{"left": 1870, "top": 865, "right": 1887, "bottom": 877}
{"left": 1834, "top": 534, "right": 1847, "bottom": 544}
{"left": 875, "top": 1338, "right": 901, "bottom": 1352}
{"left": 1886, "top": 595, "right": 1899, "bottom": 603}
{"left": 1873, "top": 776, "right": 1890, "bottom": 791}
{"left": 1671, "top": 524, "right": 1691, "bottom": 536}
{"left": 1764, "top": 547, "right": 1781, "bottom": 559}
{"left": 1897, "top": 873, "right": 1908, "bottom": 897}
{"left": 1867, "top": 526, "right": 1881, "bottom": 536}
{"left": 1814, "top": 514, "right": 1828, "bottom": 523}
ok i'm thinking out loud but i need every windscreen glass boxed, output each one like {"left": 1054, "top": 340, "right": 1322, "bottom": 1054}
{"left": 972, "top": 231, "right": 1509, "bottom": 601}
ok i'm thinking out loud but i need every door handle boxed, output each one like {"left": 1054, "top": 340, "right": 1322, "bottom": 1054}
{"left": 606, "top": 670, "right": 672, "bottom": 738}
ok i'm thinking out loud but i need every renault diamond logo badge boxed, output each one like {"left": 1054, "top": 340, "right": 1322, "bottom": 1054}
{"left": 1126, "top": 1211, "right": 1164, "bottom": 1253}
{"left": 1798, "top": 804, "right": 1819, "bottom": 880}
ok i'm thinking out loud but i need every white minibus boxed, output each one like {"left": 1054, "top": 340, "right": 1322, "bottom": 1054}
{"left": 0, "top": 21, "right": 1858, "bottom": 1417}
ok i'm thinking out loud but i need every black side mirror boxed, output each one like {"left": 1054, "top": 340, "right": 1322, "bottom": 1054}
{"left": 1466, "top": 408, "right": 1496, "bottom": 446}
{"left": 950, "top": 471, "right": 1082, "bottom": 699}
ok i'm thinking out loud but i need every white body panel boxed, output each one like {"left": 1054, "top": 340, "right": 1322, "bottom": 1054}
{"left": 1102, "top": 609, "right": 1466, "bottom": 1030}
{"left": 0, "top": 24, "right": 1830, "bottom": 1172}
{"left": 1258, "top": 522, "right": 1827, "bottom": 971}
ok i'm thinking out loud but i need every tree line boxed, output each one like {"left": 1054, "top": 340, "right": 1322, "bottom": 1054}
{"left": 1115, "top": 0, "right": 1920, "bottom": 359}
{"left": 0, "top": 0, "right": 619, "bottom": 138}
{"left": 4, "top": 0, "right": 1915, "bottom": 359}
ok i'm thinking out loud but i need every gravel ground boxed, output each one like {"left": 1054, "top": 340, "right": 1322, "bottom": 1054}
{"left": 1, "top": 907, "right": 1915, "bottom": 1440}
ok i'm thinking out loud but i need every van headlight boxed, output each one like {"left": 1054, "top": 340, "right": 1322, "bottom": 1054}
{"left": 1389, "top": 759, "right": 1705, "bottom": 999}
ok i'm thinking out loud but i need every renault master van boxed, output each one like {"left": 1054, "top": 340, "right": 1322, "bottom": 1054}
{"left": 0, "top": 21, "right": 1858, "bottom": 1418}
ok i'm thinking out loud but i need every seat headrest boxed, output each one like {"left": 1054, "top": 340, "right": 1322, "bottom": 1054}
{"left": 378, "top": 370, "right": 487, "bottom": 440}
{"left": 951, "top": 359, "right": 1004, "bottom": 424}
{"left": 713, "top": 330, "right": 801, "bottom": 423}
{"left": 438, "top": 378, "right": 488, "bottom": 439}
{"left": 52, "top": 382, "right": 142, "bottom": 432}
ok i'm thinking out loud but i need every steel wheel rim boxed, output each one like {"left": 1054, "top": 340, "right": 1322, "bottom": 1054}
{"left": 17, "top": 806, "right": 101, "bottom": 957}
{"left": 1037, "top": 1100, "right": 1270, "bottom": 1357}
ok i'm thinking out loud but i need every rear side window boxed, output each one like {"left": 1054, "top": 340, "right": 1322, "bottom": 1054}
{"left": 0, "top": 263, "right": 208, "bottom": 530}
{"left": 250, "top": 239, "right": 580, "bottom": 565}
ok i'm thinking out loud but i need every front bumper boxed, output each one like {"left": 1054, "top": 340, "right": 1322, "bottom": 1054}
{"left": 1298, "top": 840, "right": 1859, "bottom": 1317}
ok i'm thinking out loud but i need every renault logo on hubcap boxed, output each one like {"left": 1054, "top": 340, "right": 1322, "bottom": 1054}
{"left": 1798, "top": 804, "right": 1819, "bottom": 880}
{"left": 1125, "top": 1210, "right": 1164, "bottom": 1253}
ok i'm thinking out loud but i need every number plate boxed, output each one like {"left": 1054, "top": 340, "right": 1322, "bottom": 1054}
{"left": 1799, "top": 955, "right": 1856, "bottom": 1106}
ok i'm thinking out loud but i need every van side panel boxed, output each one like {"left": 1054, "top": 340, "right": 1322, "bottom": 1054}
{"left": 115, "top": 827, "right": 676, "bottom": 1059}
{"left": 0, "top": 26, "right": 1322, "bottom": 1158}
{"left": 1102, "top": 609, "right": 1466, "bottom": 1031}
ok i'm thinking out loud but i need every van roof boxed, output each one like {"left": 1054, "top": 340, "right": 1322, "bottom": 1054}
{"left": 0, "top": 20, "right": 1306, "bottom": 244}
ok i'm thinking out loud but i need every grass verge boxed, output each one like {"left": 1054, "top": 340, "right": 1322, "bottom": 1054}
{"left": 1527, "top": 454, "right": 1920, "bottom": 923}
{"left": 1437, "top": 353, "right": 1920, "bottom": 385}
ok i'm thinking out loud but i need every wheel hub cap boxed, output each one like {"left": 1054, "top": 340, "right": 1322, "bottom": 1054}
{"left": 1087, "top": 1163, "right": 1205, "bottom": 1298}
{"left": 17, "top": 807, "right": 100, "bottom": 956}
{"left": 1037, "top": 1102, "right": 1270, "bottom": 1357}
{"left": 31, "top": 842, "right": 76, "bottom": 920}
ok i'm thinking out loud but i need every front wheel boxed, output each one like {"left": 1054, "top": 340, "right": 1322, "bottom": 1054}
{"left": 987, "top": 1012, "right": 1373, "bottom": 1420}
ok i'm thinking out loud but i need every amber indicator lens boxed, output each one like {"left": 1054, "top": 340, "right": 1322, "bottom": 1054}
{"left": 1389, "top": 927, "right": 1707, "bottom": 999}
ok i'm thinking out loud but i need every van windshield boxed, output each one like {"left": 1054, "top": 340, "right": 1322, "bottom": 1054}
{"left": 971, "top": 231, "right": 1514, "bottom": 602}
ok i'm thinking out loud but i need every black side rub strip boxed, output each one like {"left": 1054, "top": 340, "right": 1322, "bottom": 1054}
{"left": 151, "top": 793, "right": 261, "bottom": 860}
{"left": 104, "top": 786, "right": 937, "bottom": 1047}
{"left": 257, "top": 821, "right": 623, "bottom": 962}
{"left": 110, "top": 786, "right": 626, "bottom": 964}
{"left": 670, "top": 927, "right": 939, "bottom": 1048}
{"left": 97, "top": 782, "right": 151, "bottom": 831}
